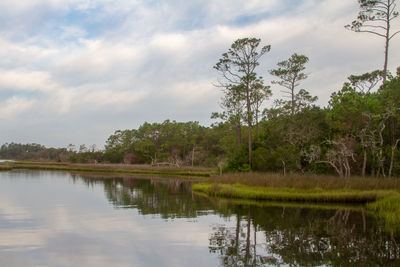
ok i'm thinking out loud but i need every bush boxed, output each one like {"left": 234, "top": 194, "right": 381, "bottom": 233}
{"left": 224, "top": 148, "right": 249, "bottom": 172}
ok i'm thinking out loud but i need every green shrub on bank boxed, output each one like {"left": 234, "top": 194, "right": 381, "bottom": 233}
{"left": 224, "top": 149, "right": 250, "bottom": 172}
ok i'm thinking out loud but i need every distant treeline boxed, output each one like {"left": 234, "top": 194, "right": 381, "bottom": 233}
{"left": 0, "top": 143, "right": 102, "bottom": 163}
{"left": 0, "top": 143, "right": 68, "bottom": 161}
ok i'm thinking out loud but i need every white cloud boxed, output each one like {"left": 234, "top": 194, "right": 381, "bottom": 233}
{"left": 151, "top": 33, "right": 187, "bottom": 51}
{"left": 0, "top": 96, "right": 35, "bottom": 119}
{"left": 166, "top": 80, "right": 217, "bottom": 106}
{"left": 0, "top": 70, "right": 56, "bottom": 92}
{"left": 75, "top": 89, "right": 149, "bottom": 110}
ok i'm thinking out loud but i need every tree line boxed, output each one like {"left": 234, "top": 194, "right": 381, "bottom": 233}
{"left": 0, "top": 142, "right": 103, "bottom": 163}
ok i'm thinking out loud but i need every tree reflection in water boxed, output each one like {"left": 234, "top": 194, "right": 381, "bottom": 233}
{"left": 209, "top": 205, "right": 400, "bottom": 266}
{"left": 75, "top": 174, "right": 400, "bottom": 266}
{"left": 77, "top": 174, "right": 217, "bottom": 218}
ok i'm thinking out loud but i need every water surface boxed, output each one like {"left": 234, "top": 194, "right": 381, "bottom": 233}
{"left": 0, "top": 170, "right": 399, "bottom": 266}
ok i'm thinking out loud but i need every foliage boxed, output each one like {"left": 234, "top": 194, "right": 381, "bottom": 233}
{"left": 224, "top": 148, "right": 250, "bottom": 172}
{"left": 214, "top": 37, "right": 271, "bottom": 167}
{"left": 0, "top": 143, "right": 70, "bottom": 162}
{"left": 104, "top": 120, "right": 224, "bottom": 166}
{"left": 269, "top": 53, "right": 309, "bottom": 116}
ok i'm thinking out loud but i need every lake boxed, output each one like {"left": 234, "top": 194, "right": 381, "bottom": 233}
{"left": 0, "top": 170, "right": 399, "bottom": 266}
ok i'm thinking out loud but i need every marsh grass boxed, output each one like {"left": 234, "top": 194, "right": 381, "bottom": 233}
{"left": 192, "top": 183, "right": 397, "bottom": 203}
{"left": 12, "top": 161, "right": 213, "bottom": 172}
{"left": 70, "top": 163, "right": 214, "bottom": 173}
{"left": 211, "top": 172, "right": 400, "bottom": 191}
{"left": 9, "top": 161, "right": 212, "bottom": 177}
{"left": 0, "top": 165, "right": 12, "bottom": 171}
{"left": 195, "top": 173, "right": 400, "bottom": 232}
{"left": 367, "top": 195, "right": 400, "bottom": 232}
{"left": 204, "top": 194, "right": 364, "bottom": 211}
{"left": 12, "top": 161, "right": 67, "bottom": 165}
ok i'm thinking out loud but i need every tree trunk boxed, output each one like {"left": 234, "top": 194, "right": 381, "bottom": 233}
{"left": 362, "top": 208, "right": 366, "bottom": 233}
{"left": 253, "top": 223, "right": 257, "bottom": 266}
{"left": 282, "top": 160, "right": 286, "bottom": 176}
{"left": 245, "top": 208, "right": 251, "bottom": 267}
{"left": 236, "top": 122, "right": 241, "bottom": 146}
{"left": 345, "top": 157, "right": 351, "bottom": 178}
{"left": 235, "top": 214, "right": 240, "bottom": 254}
{"left": 389, "top": 139, "right": 400, "bottom": 178}
{"left": 246, "top": 89, "right": 252, "bottom": 168}
{"left": 383, "top": 3, "right": 390, "bottom": 84}
{"left": 191, "top": 147, "right": 195, "bottom": 167}
{"left": 291, "top": 81, "right": 295, "bottom": 116}
{"left": 255, "top": 111, "right": 259, "bottom": 138}
{"left": 362, "top": 149, "right": 367, "bottom": 178}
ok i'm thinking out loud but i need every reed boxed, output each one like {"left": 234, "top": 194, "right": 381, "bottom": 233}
{"left": 12, "top": 161, "right": 213, "bottom": 172}
{"left": 206, "top": 196, "right": 364, "bottom": 211}
{"left": 194, "top": 175, "right": 400, "bottom": 233}
{"left": 9, "top": 162, "right": 211, "bottom": 177}
{"left": 210, "top": 172, "right": 400, "bottom": 191}
{"left": 0, "top": 165, "right": 12, "bottom": 171}
{"left": 367, "top": 195, "right": 400, "bottom": 232}
{"left": 192, "top": 183, "right": 397, "bottom": 203}
{"left": 70, "top": 163, "right": 214, "bottom": 173}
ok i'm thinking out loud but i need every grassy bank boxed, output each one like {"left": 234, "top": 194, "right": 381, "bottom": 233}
{"left": 3, "top": 161, "right": 213, "bottom": 178}
{"left": 208, "top": 172, "right": 400, "bottom": 190}
{"left": 192, "top": 183, "right": 397, "bottom": 203}
{"left": 192, "top": 173, "right": 400, "bottom": 233}
{"left": 0, "top": 165, "right": 12, "bottom": 171}
{"left": 367, "top": 195, "right": 400, "bottom": 233}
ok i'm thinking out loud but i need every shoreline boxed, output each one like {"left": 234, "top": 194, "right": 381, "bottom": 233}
{"left": 192, "top": 182, "right": 400, "bottom": 233}
{"left": 0, "top": 161, "right": 213, "bottom": 178}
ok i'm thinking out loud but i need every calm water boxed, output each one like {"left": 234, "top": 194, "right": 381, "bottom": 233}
{"left": 0, "top": 170, "right": 399, "bottom": 266}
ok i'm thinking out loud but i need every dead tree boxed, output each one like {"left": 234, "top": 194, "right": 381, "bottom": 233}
{"left": 389, "top": 139, "right": 400, "bottom": 178}
{"left": 305, "top": 139, "right": 356, "bottom": 178}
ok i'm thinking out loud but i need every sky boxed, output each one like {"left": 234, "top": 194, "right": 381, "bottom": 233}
{"left": 1, "top": 0, "right": 399, "bottom": 149}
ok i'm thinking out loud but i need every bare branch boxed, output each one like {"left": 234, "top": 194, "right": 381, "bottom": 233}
{"left": 361, "top": 24, "right": 388, "bottom": 30}
{"left": 390, "top": 30, "right": 400, "bottom": 39}
{"left": 355, "top": 29, "right": 387, "bottom": 37}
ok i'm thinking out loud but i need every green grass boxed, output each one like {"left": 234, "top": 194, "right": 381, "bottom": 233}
{"left": 12, "top": 161, "right": 214, "bottom": 172}
{"left": 367, "top": 194, "right": 400, "bottom": 233}
{"left": 0, "top": 165, "right": 12, "bottom": 171}
{"left": 195, "top": 190, "right": 363, "bottom": 211}
{"left": 193, "top": 179, "right": 400, "bottom": 233}
{"left": 210, "top": 172, "right": 400, "bottom": 191}
{"left": 6, "top": 162, "right": 211, "bottom": 178}
{"left": 12, "top": 161, "right": 67, "bottom": 166}
{"left": 192, "top": 183, "right": 397, "bottom": 203}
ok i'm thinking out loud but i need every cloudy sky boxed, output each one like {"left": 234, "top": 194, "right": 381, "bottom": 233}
{"left": 1, "top": 0, "right": 399, "bottom": 148}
